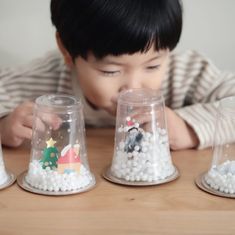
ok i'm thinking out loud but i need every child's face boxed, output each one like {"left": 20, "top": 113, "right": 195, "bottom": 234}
{"left": 73, "top": 45, "right": 169, "bottom": 116}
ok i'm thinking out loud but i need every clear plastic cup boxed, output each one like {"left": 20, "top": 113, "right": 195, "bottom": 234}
{"left": 22, "top": 94, "right": 95, "bottom": 195}
{"left": 0, "top": 138, "right": 10, "bottom": 186}
{"left": 105, "top": 89, "right": 178, "bottom": 185}
{"left": 0, "top": 137, "right": 15, "bottom": 189}
{"left": 204, "top": 96, "right": 235, "bottom": 195}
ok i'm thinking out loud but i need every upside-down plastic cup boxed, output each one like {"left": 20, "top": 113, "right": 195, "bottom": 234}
{"left": 103, "top": 88, "right": 179, "bottom": 186}
{"left": 17, "top": 94, "right": 95, "bottom": 195}
{"left": 196, "top": 97, "right": 235, "bottom": 198}
{"left": 0, "top": 137, "right": 16, "bottom": 189}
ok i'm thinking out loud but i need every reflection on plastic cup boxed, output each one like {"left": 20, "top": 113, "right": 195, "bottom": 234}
{"left": 25, "top": 94, "right": 95, "bottom": 193}
{"left": 0, "top": 138, "right": 10, "bottom": 186}
{"left": 110, "top": 89, "right": 176, "bottom": 183}
{"left": 205, "top": 96, "right": 235, "bottom": 194}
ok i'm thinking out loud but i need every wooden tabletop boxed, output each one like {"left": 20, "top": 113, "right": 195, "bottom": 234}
{"left": 0, "top": 128, "right": 234, "bottom": 235}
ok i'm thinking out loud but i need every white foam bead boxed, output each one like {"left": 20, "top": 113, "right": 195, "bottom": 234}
{"left": 142, "top": 174, "right": 147, "bottom": 181}
{"left": 121, "top": 163, "right": 126, "bottom": 169}
{"left": 61, "top": 187, "right": 66, "bottom": 192}
{"left": 54, "top": 187, "right": 59, "bottom": 192}
{"left": 147, "top": 176, "right": 153, "bottom": 182}
{"left": 147, "top": 168, "right": 153, "bottom": 175}
{"left": 127, "top": 152, "right": 133, "bottom": 158}
{"left": 67, "top": 185, "right": 72, "bottom": 191}
{"left": 132, "top": 167, "right": 138, "bottom": 173}
{"left": 137, "top": 165, "right": 143, "bottom": 172}
{"left": 142, "top": 147, "right": 148, "bottom": 153}
{"left": 138, "top": 153, "right": 145, "bottom": 160}
{"left": 141, "top": 141, "right": 147, "bottom": 146}
{"left": 134, "top": 123, "right": 139, "bottom": 128}
{"left": 139, "top": 159, "right": 145, "bottom": 165}
{"left": 135, "top": 176, "right": 140, "bottom": 181}
{"left": 123, "top": 126, "right": 129, "bottom": 132}
{"left": 219, "top": 187, "right": 224, "bottom": 192}
{"left": 146, "top": 162, "right": 152, "bottom": 168}
{"left": 119, "top": 142, "right": 125, "bottom": 149}
{"left": 132, "top": 151, "right": 138, "bottom": 157}
{"left": 129, "top": 176, "right": 135, "bottom": 182}
{"left": 118, "top": 127, "right": 123, "bottom": 133}
{"left": 145, "top": 132, "right": 151, "bottom": 139}
{"left": 48, "top": 186, "right": 53, "bottom": 192}
{"left": 132, "top": 161, "right": 138, "bottom": 167}
{"left": 127, "top": 160, "right": 132, "bottom": 167}
{"left": 160, "top": 129, "right": 167, "bottom": 135}
{"left": 229, "top": 189, "right": 234, "bottom": 194}
{"left": 125, "top": 175, "right": 130, "bottom": 181}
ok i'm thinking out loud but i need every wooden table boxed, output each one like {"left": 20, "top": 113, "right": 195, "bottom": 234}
{"left": 0, "top": 128, "right": 235, "bottom": 235}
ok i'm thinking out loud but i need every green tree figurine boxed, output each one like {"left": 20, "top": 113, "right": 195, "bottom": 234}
{"left": 40, "top": 138, "right": 59, "bottom": 170}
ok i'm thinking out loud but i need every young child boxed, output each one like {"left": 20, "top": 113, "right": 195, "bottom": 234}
{"left": 0, "top": 0, "right": 234, "bottom": 150}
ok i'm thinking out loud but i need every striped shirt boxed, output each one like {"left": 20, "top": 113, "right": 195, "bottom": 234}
{"left": 0, "top": 50, "right": 234, "bottom": 149}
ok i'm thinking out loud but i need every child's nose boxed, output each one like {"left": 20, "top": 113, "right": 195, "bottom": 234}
{"left": 119, "top": 76, "right": 142, "bottom": 91}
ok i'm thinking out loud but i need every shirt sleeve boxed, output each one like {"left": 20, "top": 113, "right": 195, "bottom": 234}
{"left": 0, "top": 51, "right": 72, "bottom": 118}
{"left": 168, "top": 51, "right": 235, "bottom": 149}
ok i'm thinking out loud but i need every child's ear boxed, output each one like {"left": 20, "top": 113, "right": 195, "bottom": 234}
{"left": 56, "top": 32, "right": 73, "bottom": 67}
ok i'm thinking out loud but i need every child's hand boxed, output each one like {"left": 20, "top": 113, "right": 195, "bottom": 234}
{"left": 165, "top": 106, "right": 199, "bottom": 150}
{"left": 0, "top": 101, "right": 62, "bottom": 147}
{"left": 0, "top": 101, "right": 34, "bottom": 147}
{"left": 127, "top": 106, "right": 199, "bottom": 150}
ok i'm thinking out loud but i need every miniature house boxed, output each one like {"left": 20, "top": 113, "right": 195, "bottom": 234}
{"left": 57, "top": 144, "right": 81, "bottom": 174}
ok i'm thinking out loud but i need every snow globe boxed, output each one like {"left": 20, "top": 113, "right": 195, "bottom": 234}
{"left": 103, "top": 88, "right": 179, "bottom": 186}
{"left": 0, "top": 137, "right": 16, "bottom": 190}
{"left": 195, "top": 96, "right": 235, "bottom": 198}
{"left": 17, "top": 94, "right": 95, "bottom": 195}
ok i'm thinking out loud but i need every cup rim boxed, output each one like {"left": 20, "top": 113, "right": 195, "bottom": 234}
{"left": 118, "top": 88, "right": 164, "bottom": 106}
{"left": 35, "top": 94, "right": 81, "bottom": 110}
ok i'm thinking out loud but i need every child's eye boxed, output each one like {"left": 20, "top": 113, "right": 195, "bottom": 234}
{"left": 146, "top": 65, "right": 160, "bottom": 70}
{"left": 100, "top": 70, "right": 120, "bottom": 76}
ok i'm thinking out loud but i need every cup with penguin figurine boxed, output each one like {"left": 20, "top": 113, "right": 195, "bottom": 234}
{"left": 103, "top": 88, "right": 179, "bottom": 186}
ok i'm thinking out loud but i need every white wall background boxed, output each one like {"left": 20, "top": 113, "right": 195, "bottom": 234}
{"left": 0, "top": 0, "right": 235, "bottom": 71}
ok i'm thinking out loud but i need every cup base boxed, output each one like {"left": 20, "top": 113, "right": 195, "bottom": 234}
{"left": 0, "top": 170, "right": 16, "bottom": 190}
{"left": 102, "top": 165, "right": 179, "bottom": 186}
{"left": 195, "top": 172, "right": 235, "bottom": 198}
{"left": 17, "top": 170, "right": 96, "bottom": 196}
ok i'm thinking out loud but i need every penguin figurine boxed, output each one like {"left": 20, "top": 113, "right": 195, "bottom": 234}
{"left": 124, "top": 127, "right": 143, "bottom": 153}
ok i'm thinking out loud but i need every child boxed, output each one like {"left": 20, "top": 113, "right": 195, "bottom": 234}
{"left": 0, "top": 0, "right": 234, "bottom": 150}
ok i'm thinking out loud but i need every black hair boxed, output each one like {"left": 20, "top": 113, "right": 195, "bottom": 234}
{"left": 51, "top": 0, "right": 183, "bottom": 59}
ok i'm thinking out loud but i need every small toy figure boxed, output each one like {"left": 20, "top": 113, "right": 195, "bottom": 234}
{"left": 40, "top": 138, "right": 59, "bottom": 170}
{"left": 124, "top": 117, "right": 143, "bottom": 153}
{"left": 57, "top": 144, "right": 81, "bottom": 174}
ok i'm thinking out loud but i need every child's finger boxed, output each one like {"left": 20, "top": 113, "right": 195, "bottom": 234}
{"left": 23, "top": 115, "right": 46, "bottom": 132}
{"left": 40, "top": 113, "right": 62, "bottom": 130}
{"left": 16, "top": 125, "right": 33, "bottom": 140}
{"left": 134, "top": 113, "right": 152, "bottom": 124}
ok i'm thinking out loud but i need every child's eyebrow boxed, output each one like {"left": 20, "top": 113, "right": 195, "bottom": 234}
{"left": 144, "top": 55, "right": 162, "bottom": 64}
{"left": 100, "top": 60, "right": 124, "bottom": 66}
{"left": 97, "top": 55, "right": 161, "bottom": 66}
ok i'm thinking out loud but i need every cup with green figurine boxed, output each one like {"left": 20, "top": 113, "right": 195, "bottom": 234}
{"left": 21, "top": 94, "right": 95, "bottom": 195}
